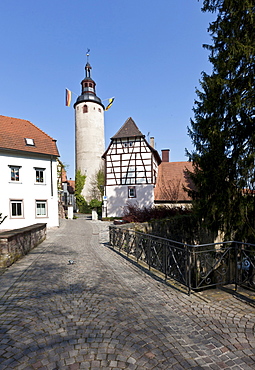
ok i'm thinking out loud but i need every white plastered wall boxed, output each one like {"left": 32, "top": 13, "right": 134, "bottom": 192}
{"left": 75, "top": 101, "right": 105, "bottom": 201}
{"left": 105, "top": 184, "right": 155, "bottom": 218}
{"left": 0, "top": 152, "right": 59, "bottom": 230}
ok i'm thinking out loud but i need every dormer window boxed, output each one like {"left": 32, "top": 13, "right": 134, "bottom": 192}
{"left": 25, "top": 138, "right": 35, "bottom": 146}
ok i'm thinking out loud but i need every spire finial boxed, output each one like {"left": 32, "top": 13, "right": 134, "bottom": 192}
{"left": 85, "top": 49, "right": 91, "bottom": 78}
{"left": 86, "top": 48, "right": 90, "bottom": 63}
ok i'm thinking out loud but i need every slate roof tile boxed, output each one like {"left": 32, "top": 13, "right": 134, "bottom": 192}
{"left": 111, "top": 117, "right": 144, "bottom": 139}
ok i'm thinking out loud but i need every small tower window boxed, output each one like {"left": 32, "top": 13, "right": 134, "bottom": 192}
{"left": 83, "top": 105, "right": 88, "bottom": 113}
{"left": 89, "top": 83, "right": 93, "bottom": 88}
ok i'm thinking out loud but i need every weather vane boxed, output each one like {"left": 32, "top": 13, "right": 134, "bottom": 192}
{"left": 86, "top": 48, "right": 90, "bottom": 63}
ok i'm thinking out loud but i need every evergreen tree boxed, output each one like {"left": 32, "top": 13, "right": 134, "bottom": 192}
{"left": 187, "top": 0, "right": 255, "bottom": 240}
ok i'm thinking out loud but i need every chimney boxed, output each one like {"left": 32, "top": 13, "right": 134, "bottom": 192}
{"left": 161, "top": 149, "right": 170, "bottom": 162}
{"left": 150, "top": 137, "right": 155, "bottom": 148}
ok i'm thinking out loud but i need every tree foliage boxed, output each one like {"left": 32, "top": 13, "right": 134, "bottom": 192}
{"left": 88, "top": 166, "right": 105, "bottom": 201}
{"left": 187, "top": 0, "right": 255, "bottom": 240}
{"left": 122, "top": 202, "right": 191, "bottom": 223}
{"left": 96, "top": 167, "right": 105, "bottom": 197}
{"left": 75, "top": 170, "right": 88, "bottom": 213}
{"left": 89, "top": 199, "right": 102, "bottom": 209}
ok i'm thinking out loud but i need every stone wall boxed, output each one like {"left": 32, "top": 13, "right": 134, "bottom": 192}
{"left": 0, "top": 223, "right": 46, "bottom": 268}
{"left": 133, "top": 217, "right": 219, "bottom": 245}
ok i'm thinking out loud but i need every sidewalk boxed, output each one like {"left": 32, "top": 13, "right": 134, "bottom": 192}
{"left": 0, "top": 218, "right": 255, "bottom": 369}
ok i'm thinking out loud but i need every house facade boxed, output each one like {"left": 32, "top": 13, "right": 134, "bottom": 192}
{"left": 102, "top": 117, "right": 161, "bottom": 217}
{"left": 0, "top": 115, "right": 60, "bottom": 230}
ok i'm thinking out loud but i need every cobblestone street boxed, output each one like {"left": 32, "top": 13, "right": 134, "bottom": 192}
{"left": 0, "top": 218, "right": 255, "bottom": 369}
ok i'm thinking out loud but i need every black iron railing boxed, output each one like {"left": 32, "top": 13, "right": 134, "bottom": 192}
{"left": 109, "top": 226, "right": 255, "bottom": 294}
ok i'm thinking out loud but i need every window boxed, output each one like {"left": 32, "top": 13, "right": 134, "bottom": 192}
{"left": 123, "top": 141, "right": 134, "bottom": 148}
{"left": 34, "top": 168, "right": 45, "bottom": 183}
{"left": 9, "top": 166, "right": 21, "bottom": 181}
{"left": 10, "top": 200, "right": 23, "bottom": 217}
{"left": 25, "top": 138, "right": 35, "bottom": 146}
{"left": 36, "top": 200, "right": 47, "bottom": 217}
{"left": 128, "top": 186, "right": 136, "bottom": 198}
{"left": 83, "top": 105, "right": 88, "bottom": 113}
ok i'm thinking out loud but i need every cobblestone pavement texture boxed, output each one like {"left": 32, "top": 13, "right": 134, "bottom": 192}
{"left": 0, "top": 219, "right": 255, "bottom": 370}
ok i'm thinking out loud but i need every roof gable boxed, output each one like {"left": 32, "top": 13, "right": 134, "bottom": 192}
{"left": 0, "top": 115, "right": 59, "bottom": 157}
{"left": 111, "top": 117, "right": 144, "bottom": 139}
{"left": 102, "top": 117, "right": 161, "bottom": 164}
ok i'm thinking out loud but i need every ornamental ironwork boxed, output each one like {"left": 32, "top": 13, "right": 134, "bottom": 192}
{"left": 109, "top": 226, "right": 255, "bottom": 294}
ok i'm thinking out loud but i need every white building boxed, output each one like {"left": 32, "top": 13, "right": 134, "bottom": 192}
{"left": 102, "top": 117, "right": 161, "bottom": 217}
{"left": 74, "top": 57, "right": 105, "bottom": 201}
{"left": 0, "top": 115, "right": 60, "bottom": 230}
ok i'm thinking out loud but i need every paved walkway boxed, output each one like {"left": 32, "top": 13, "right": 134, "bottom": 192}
{"left": 0, "top": 219, "right": 255, "bottom": 370}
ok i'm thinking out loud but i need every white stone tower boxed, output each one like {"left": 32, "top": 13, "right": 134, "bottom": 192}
{"left": 74, "top": 55, "right": 105, "bottom": 201}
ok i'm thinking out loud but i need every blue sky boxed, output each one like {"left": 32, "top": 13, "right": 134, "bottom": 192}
{"left": 0, "top": 0, "right": 215, "bottom": 178}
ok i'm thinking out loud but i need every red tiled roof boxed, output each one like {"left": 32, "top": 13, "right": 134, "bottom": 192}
{"left": 0, "top": 115, "right": 59, "bottom": 157}
{"left": 67, "top": 180, "right": 75, "bottom": 193}
{"left": 61, "top": 169, "right": 68, "bottom": 182}
{"left": 154, "top": 161, "right": 195, "bottom": 202}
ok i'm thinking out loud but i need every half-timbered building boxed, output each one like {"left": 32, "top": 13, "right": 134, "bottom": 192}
{"left": 102, "top": 117, "right": 161, "bottom": 217}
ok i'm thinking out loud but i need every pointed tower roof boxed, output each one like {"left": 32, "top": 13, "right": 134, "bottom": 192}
{"left": 111, "top": 117, "right": 144, "bottom": 139}
{"left": 74, "top": 52, "right": 104, "bottom": 109}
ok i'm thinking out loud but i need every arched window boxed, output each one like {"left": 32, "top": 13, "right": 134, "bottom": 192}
{"left": 83, "top": 105, "right": 88, "bottom": 113}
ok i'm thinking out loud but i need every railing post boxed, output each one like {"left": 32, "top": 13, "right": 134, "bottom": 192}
{"left": 164, "top": 242, "right": 167, "bottom": 281}
{"left": 136, "top": 233, "right": 139, "bottom": 263}
{"left": 120, "top": 229, "right": 124, "bottom": 252}
{"left": 148, "top": 236, "right": 151, "bottom": 272}
{"left": 235, "top": 242, "right": 238, "bottom": 291}
{"left": 109, "top": 226, "right": 113, "bottom": 248}
{"left": 187, "top": 244, "right": 191, "bottom": 295}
